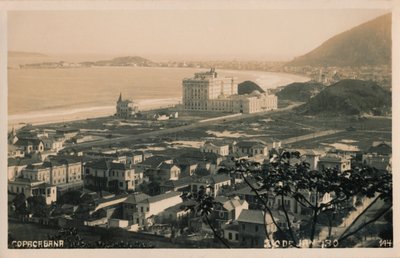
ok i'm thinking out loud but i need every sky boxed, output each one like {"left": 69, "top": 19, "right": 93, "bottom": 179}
{"left": 8, "top": 9, "right": 389, "bottom": 61}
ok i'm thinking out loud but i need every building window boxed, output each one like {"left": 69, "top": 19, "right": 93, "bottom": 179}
{"left": 255, "top": 225, "right": 259, "bottom": 232}
{"left": 141, "top": 207, "right": 143, "bottom": 212}
{"left": 242, "top": 224, "right": 245, "bottom": 230}
{"left": 235, "top": 233, "right": 238, "bottom": 240}
{"left": 228, "top": 233, "right": 232, "bottom": 240}
{"left": 146, "top": 207, "right": 149, "bottom": 212}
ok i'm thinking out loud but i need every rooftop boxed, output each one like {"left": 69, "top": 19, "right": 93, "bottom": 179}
{"left": 158, "top": 162, "right": 178, "bottom": 170}
{"left": 237, "top": 209, "right": 265, "bottom": 225}
{"left": 15, "top": 138, "right": 43, "bottom": 146}
{"left": 215, "top": 196, "right": 246, "bottom": 211}
{"left": 142, "top": 191, "right": 182, "bottom": 204}
{"left": 319, "top": 153, "right": 349, "bottom": 163}
{"left": 161, "top": 176, "right": 195, "bottom": 188}
{"left": 194, "top": 174, "right": 231, "bottom": 185}
{"left": 124, "top": 192, "right": 150, "bottom": 204}
{"left": 368, "top": 142, "right": 392, "bottom": 155}
{"left": 164, "top": 200, "right": 196, "bottom": 213}
{"left": 85, "top": 159, "right": 131, "bottom": 170}
{"left": 141, "top": 155, "right": 172, "bottom": 168}
{"left": 235, "top": 140, "right": 267, "bottom": 149}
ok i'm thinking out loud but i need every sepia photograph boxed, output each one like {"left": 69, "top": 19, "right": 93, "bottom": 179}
{"left": 1, "top": 0, "right": 399, "bottom": 257}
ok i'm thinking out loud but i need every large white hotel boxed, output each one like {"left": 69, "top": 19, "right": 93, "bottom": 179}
{"left": 182, "top": 69, "right": 277, "bottom": 114}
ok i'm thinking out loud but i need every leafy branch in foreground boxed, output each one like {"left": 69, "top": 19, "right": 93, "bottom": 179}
{"left": 182, "top": 187, "right": 231, "bottom": 248}
{"left": 231, "top": 149, "right": 392, "bottom": 248}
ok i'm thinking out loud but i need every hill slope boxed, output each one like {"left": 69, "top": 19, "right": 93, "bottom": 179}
{"left": 276, "top": 81, "right": 324, "bottom": 102}
{"left": 298, "top": 79, "right": 391, "bottom": 115}
{"left": 8, "top": 51, "right": 48, "bottom": 58}
{"left": 288, "top": 14, "right": 391, "bottom": 67}
{"left": 94, "top": 56, "right": 157, "bottom": 66}
{"left": 238, "top": 81, "right": 265, "bottom": 95}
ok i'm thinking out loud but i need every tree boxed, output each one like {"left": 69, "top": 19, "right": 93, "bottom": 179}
{"left": 59, "top": 190, "right": 83, "bottom": 205}
{"left": 27, "top": 195, "right": 49, "bottom": 217}
{"left": 12, "top": 193, "right": 28, "bottom": 217}
{"left": 183, "top": 186, "right": 231, "bottom": 248}
{"left": 232, "top": 149, "right": 392, "bottom": 248}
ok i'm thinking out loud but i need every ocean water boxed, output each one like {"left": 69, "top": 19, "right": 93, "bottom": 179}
{"left": 8, "top": 66, "right": 308, "bottom": 126}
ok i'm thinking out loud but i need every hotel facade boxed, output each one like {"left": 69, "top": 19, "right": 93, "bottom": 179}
{"left": 182, "top": 69, "right": 278, "bottom": 114}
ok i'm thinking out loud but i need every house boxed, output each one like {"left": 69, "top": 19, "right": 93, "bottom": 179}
{"left": 8, "top": 144, "right": 24, "bottom": 158}
{"left": 222, "top": 222, "right": 240, "bottom": 243}
{"left": 237, "top": 209, "right": 277, "bottom": 248}
{"left": 46, "top": 156, "right": 84, "bottom": 194}
{"left": 122, "top": 192, "right": 150, "bottom": 222}
{"left": 8, "top": 127, "right": 19, "bottom": 144}
{"left": 158, "top": 200, "right": 195, "bottom": 223}
{"left": 41, "top": 136, "right": 64, "bottom": 152}
{"left": 135, "top": 155, "right": 173, "bottom": 173}
{"left": 158, "top": 162, "right": 181, "bottom": 181}
{"left": 84, "top": 159, "right": 137, "bottom": 192}
{"left": 300, "top": 149, "right": 324, "bottom": 170}
{"left": 22, "top": 163, "right": 51, "bottom": 183}
{"left": 75, "top": 193, "right": 129, "bottom": 226}
{"left": 233, "top": 140, "right": 268, "bottom": 157}
{"left": 179, "top": 151, "right": 224, "bottom": 174}
{"left": 115, "top": 93, "right": 139, "bottom": 119}
{"left": 20, "top": 157, "right": 84, "bottom": 196}
{"left": 191, "top": 174, "right": 231, "bottom": 198}
{"left": 124, "top": 151, "right": 144, "bottom": 165}
{"left": 228, "top": 186, "right": 269, "bottom": 209}
{"left": 201, "top": 141, "right": 230, "bottom": 156}
{"left": 317, "top": 153, "right": 351, "bottom": 172}
{"left": 8, "top": 178, "right": 57, "bottom": 205}
{"left": 55, "top": 127, "right": 79, "bottom": 140}
{"left": 84, "top": 150, "right": 128, "bottom": 164}
{"left": 213, "top": 196, "right": 248, "bottom": 227}
{"left": 133, "top": 191, "right": 183, "bottom": 228}
{"left": 173, "top": 157, "right": 198, "bottom": 178}
{"left": 14, "top": 138, "right": 45, "bottom": 154}
{"left": 160, "top": 176, "right": 194, "bottom": 194}
{"left": 8, "top": 156, "right": 42, "bottom": 181}
{"left": 362, "top": 141, "right": 392, "bottom": 171}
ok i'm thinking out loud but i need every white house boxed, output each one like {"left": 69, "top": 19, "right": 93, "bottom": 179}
{"left": 201, "top": 141, "right": 230, "bottom": 156}
{"left": 133, "top": 191, "right": 182, "bottom": 228}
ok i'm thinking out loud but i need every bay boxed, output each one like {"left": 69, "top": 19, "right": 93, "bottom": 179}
{"left": 8, "top": 66, "right": 308, "bottom": 126}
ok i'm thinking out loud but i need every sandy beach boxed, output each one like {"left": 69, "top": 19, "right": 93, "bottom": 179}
{"left": 8, "top": 67, "right": 308, "bottom": 129}
{"left": 8, "top": 98, "right": 181, "bottom": 130}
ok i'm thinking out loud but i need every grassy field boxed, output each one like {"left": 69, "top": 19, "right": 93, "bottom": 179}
{"left": 35, "top": 105, "right": 391, "bottom": 155}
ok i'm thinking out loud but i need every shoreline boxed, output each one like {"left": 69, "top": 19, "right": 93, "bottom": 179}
{"left": 8, "top": 98, "right": 181, "bottom": 130}
{"left": 8, "top": 68, "right": 309, "bottom": 129}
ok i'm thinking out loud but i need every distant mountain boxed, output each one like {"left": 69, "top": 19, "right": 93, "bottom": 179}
{"left": 276, "top": 81, "right": 324, "bottom": 102}
{"left": 297, "top": 79, "right": 391, "bottom": 115}
{"left": 238, "top": 81, "right": 265, "bottom": 95}
{"left": 92, "top": 56, "right": 157, "bottom": 67}
{"left": 8, "top": 51, "right": 48, "bottom": 58}
{"left": 288, "top": 14, "right": 391, "bottom": 67}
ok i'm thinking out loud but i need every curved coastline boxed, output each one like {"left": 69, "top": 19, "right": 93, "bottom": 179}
{"left": 8, "top": 67, "right": 309, "bottom": 129}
